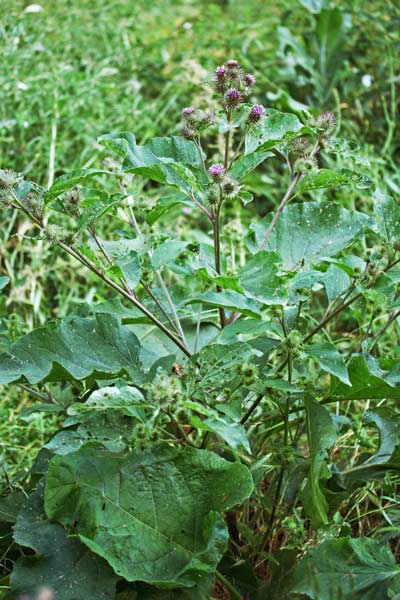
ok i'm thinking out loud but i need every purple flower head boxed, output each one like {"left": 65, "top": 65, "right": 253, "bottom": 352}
{"left": 208, "top": 163, "right": 225, "bottom": 181}
{"left": 215, "top": 65, "right": 226, "bottom": 78}
{"left": 182, "top": 106, "right": 196, "bottom": 120}
{"left": 226, "top": 88, "right": 241, "bottom": 101}
{"left": 224, "top": 88, "right": 242, "bottom": 109}
{"left": 226, "top": 60, "right": 239, "bottom": 69}
{"left": 248, "top": 104, "right": 265, "bottom": 123}
{"left": 244, "top": 73, "right": 256, "bottom": 87}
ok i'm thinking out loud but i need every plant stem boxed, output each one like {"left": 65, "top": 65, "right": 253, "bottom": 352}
{"left": 17, "top": 384, "right": 51, "bottom": 403}
{"left": 223, "top": 111, "right": 232, "bottom": 170}
{"left": 126, "top": 201, "right": 189, "bottom": 348}
{"left": 258, "top": 352, "right": 291, "bottom": 552}
{"left": 195, "top": 134, "right": 207, "bottom": 174}
{"left": 194, "top": 303, "right": 202, "bottom": 354}
{"left": 90, "top": 228, "right": 112, "bottom": 265}
{"left": 155, "top": 270, "right": 189, "bottom": 349}
{"left": 83, "top": 182, "right": 192, "bottom": 357}
{"left": 240, "top": 392, "right": 264, "bottom": 425}
{"left": 257, "top": 174, "right": 300, "bottom": 251}
{"left": 369, "top": 308, "right": 400, "bottom": 353}
{"left": 212, "top": 204, "right": 226, "bottom": 328}
{"left": 216, "top": 570, "right": 242, "bottom": 600}
{"left": 227, "top": 134, "right": 245, "bottom": 171}
{"left": 56, "top": 241, "right": 193, "bottom": 359}
{"left": 141, "top": 282, "right": 182, "bottom": 337}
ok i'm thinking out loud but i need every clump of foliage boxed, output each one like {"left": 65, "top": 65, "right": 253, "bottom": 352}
{"left": 0, "top": 56, "right": 399, "bottom": 600}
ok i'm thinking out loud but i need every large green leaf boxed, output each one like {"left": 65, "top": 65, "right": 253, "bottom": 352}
{"left": 248, "top": 202, "right": 364, "bottom": 269}
{"left": 330, "top": 356, "right": 400, "bottom": 400}
{"left": 372, "top": 188, "right": 400, "bottom": 243}
{"left": 98, "top": 239, "right": 142, "bottom": 289}
{"left": 323, "top": 263, "right": 351, "bottom": 303}
{"left": 245, "top": 109, "right": 311, "bottom": 154}
{"left": 333, "top": 408, "right": 400, "bottom": 487}
{"left": 189, "top": 413, "right": 251, "bottom": 453}
{"left": 187, "top": 342, "right": 256, "bottom": 403}
{"left": 0, "top": 314, "right": 141, "bottom": 385}
{"left": 296, "top": 168, "right": 372, "bottom": 194}
{"left": 292, "top": 537, "right": 400, "bottom": 599}
{"left": 304, "top": 341, "right": 350, "bottom": 385}
{"left": 99, "top": 133, "right": 203, "bottom": 196}
{"left": 67, "top": 385, "right": 146, "bottom": 422}
{"left": 230, "top": 150, "right": 274, "bottom": 178}
{"left": 45, "top": 386, "right": 148, "bottom": 455}
{"left": 44, "top": 168, "right": 107, "bottom": 202}
{"left": 135, "top": 576, "right": 214, "bottom": 599}
{"left": 45, "top": 445, "right": 254, "bottom": 588}
{"left": 363, "top": 408, "right": 400, "bottom": 465}
{"left": 151, "top": 240, "right": 190, "bottom": 270}
{"left": 187, "top": 290, "right": 263, "bottom": 318}
{"left": 11, "top": 481, "right": 118, "bottom": 600}
{"left": 301, "top": 397, "right": 336, "bottom": 528}
{"left": 238, "top": 251, "right": 288, "bottom": 305}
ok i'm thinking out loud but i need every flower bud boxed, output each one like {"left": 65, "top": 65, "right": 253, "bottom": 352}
{"left": 226, "top": 59, "right": 240, "bottom": 70}
{"left": 147, "top": 371, "right": 183, "bottom": 406}
{"left": 24, "top": 191, "right": 43, "bottom": 220}
{"left": 221, "top": 176, "right": 241, "bottom": 199}
{"left": 248, "top": 104, "right": 265, "bottom": 123}
{"left": 224, "top": 88, "right": 242, "bottom": 110}
{"left": 63, "top": 187, "right": 81, "bottom": 217}
{"left": 289, "top": 137, "right": 312, "bottom": 156}
{"left": 181, "top": 124, "right": 196, "bottom": 139}
{"left": 236, "top": 361, "right": 258, "bottom": 385}
{"left": 0, "top": 168, "right": 22, "bottom": 189}
{"left": 135, "top": 423, "right": 147, "bottom": 441}
{"left": 207, "top": 186, "right": 220, "bottom": 206}
{"left": 293, "top": 156, "right": 318, "bottom": 174}
{"left": 214, "top": 65, "right": 227, "bottom": 92}
{"left": 182, "top": 106, "right": 196, "bottom": 121}
{"left": 208, "top": 163, "right": 225, "bottom": 182}
{"left": 43, "top": 224, "right": 75, "bottom": 245}
{"left": 244, "top": 73, "right": 255, "bottom": 87}
{"left": 315, "top": 111, "right": 336, "bottom": 136}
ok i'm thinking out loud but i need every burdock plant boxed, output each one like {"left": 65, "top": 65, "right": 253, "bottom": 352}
{"left": 1, "top": 59, "right": 399, "bottom": 600}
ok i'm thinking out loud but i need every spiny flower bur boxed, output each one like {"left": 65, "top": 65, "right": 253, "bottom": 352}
{"left": 315, "top": 111, "right": 336, "bottom": 137}
{"left": 180, "top": 107, "right": 214, "bottom": 137}
{"left": 224, "top": 87, "right": 243, "bottom": 110}
{"left": 248, "top": 104, "right": 265, "bottom": 124}
{"left": 221, "top": 176, "right": 241, "bottom": 199}
{"left": 147, "top": 371, "right": 184, "bottom": 408}
{"left": 63, "top": 187, "right": 82, "bottom": 217}
{"left": 208, "top": 163, "right": 225, "bottom": 182}
{"left": 293, "top": 155, "right": 318, "bottom": 174}
{"left": 23, "top": 191, "right": 44, "bottom": 221}
{"left": 43, "top": 224, "right": 75, "bottom": 245}
{"left": 0, "top": 168, "right": 22, "bottom": 189}
{"left": 289, "top": 137, "right": 312, "bottom": 157}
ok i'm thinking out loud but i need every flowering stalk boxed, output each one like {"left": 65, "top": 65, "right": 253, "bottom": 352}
{"left": 223, "top": 110, "right": 232, "bottom": 171}
{"left": 212, "top": 201, "right": 226, "bottom": 328}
